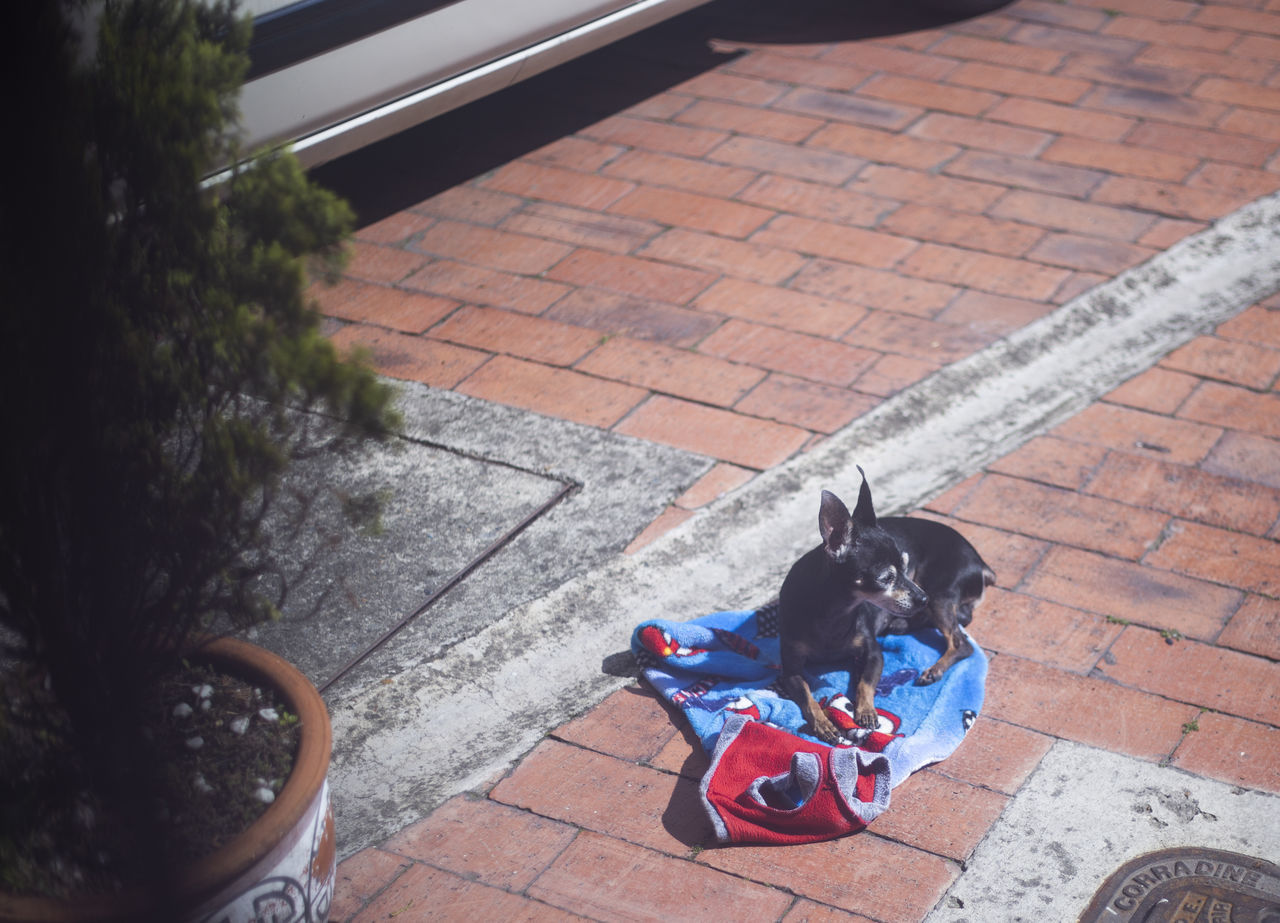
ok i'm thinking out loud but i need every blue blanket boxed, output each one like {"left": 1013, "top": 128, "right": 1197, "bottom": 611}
{"left": 632, "top": 604, "right": 986, "bottom": 845}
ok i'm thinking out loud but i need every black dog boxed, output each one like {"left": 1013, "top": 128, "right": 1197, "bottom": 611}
{"left": 779, "top": 470, "right": 995, "bottom": 744}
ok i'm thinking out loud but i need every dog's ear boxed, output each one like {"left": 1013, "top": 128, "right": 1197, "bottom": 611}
{"left": 819, "top": 490, "right": 854, "bottom": 562}
{"left": 852, "top": 466, "right": 877, "bottom": 529}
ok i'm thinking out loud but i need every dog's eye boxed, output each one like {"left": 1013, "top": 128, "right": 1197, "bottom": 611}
{"left": 878, "top": 567, "right": 896, "bottom": 587}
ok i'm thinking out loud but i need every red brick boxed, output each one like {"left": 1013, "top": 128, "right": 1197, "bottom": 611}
{"left": 1202, "top": 431, "right": 1280, "bottom": 491}
{"left": 310, "top": 279, "right": 457, "bottom": 334}
{"left": 1053, "top": 271, "right": 1109, "bottom": 305}
{"left": 346, "top": 241, "right": 431, "bottom": 285}
{"left": 987, "top": 96, "right": 1135, "bottom": 142}
{"left": 710, "top": 135, "right": 866, "bottom": 186}
{"left": 1179, "top": 381, "right": 1280, "bottom": 439}
{"left": 552, "top": 687, "right": 681, "bottom": 763}
{"left": 953, "top": 473, "right": 1167, "bottom": 559}
{"left": 1234, "top": 32, "right": 1280, "bottom": 62}
{"left": 852, "top": 353, "right": 941, "bottom": 397}
{"left": 1027, "top": 233, "right": 1157, "bottom": 275}
{"left": 1145, "top": 520, "right": 1280, "bottom": 597}
{"left": 674, "top": 99, "right": 824, "bottom": 144}
{"left": 728, "top": 50, "right": 872, "bottom": 91}
{"left": 807, "top": 122, "right": 960, "bottom": 170}
{"left": 930, "top": 35, "right": 1066, "bottom": 73}
{"left": 614, "top": 395, "right": 809, "bottom": 469}
{"left": 1086, "top": 451, "right": 1280, "bottom": 535}
{"left": 736, "top": 374, "right": 878, "bottom": 433}
{"left": 624, "top": 505, "right": 696, "bottom": 554}
{"left": 988, "top": 189, "right": 1155, "bottom": 242}
{"left": 1128, "top": 122, "right": 1274, "bottom": 169}
{"left": 403, "top": 260, "right": 570, "bottom": 314}
{"left": 531, "top": 831, "right": 794, "bottom": 922}
{"left": 1099, "top": 627, "right": 1280, "bottom": 725}
{"left": 826, "top": 41, "right": 959, "bottom": 80}
{"left": 1195, "top": 76, "right": 1280, "bottom": 112}
{"left": 383, "top": 796, "right": 576, "bottom": 889}
{"left": 987, "top": 434, "right": 1108, "bottom": 489}
{"left": 976, "top": 586, "right": 1121, "bottom": 672}
{"left": 1009, "top": 1, "right": 1114, "bottom": 31}
{"left": 750, "top": 216, "right": 917, "bottom": 269}
{"left": 852, "top": 164, "right": 1006, "bottom": 213}
{"left": 1218, "top": 593, "right": 1280, "bottom": 660}
{"left": 1171, "top": 712, "right": 1280, "bottom": 794}
{"left": 934, "top": 290, "right": 1055, "bottom": 335}
{"left": 1083, "top": 86, "right": 1225, "bottom": 129}
{"left": 694, "top": 279, "right": 867, "bottom": 339}
{"left": 792, "top": 261, "right": 958, "bottom": 318}
{"left": 1068, "top": 0, "right": 1198, "bottom": 23}
{"left": 1104, "top": 367, "right": 1199, "bottom": 414}
{"left": 1218, "top": 107, "right": 1280, "bottom": 144}
{"left": 430, "top": 305, "right": 599, "bottom": 366}
{"left": 698, "top": 832, "right": 956, "bottom": 923}
{"left": 636, "top": 228, "right": 809, "bottom": 285}
{"left": 1190, "top": 163, "right": 1280, "bottom": 202}
{"left": 481, "top": 160, "right": 634, "bottom": 210}
{"left": 933, "top": 717, "right": 1054, "bottom": 796}
{"left": 860, "top": 73, "right": 1000, "bottom": 116}
{"left": 1059, "top": 53, "right": 1200, "bottom": 98}
{"left": 1217, "top": 304, "right": 1280, "bottom": 349}
{"left": 414, "top": 185, "right": 524, "bottom": 225}
{"left": 1092, "top": 176, "right": 1253, "bottom": 222}
{"left": 490, "top": 739, "right": 713, "bottom": 854}
{"left": 1052, "top": 403, "right": 1222, "bottom": 465}
{"left": 908, "top": 112, "right": 1051, "bottom": 158}
{"left": 737, "top": 174, "right": 890, "bottom": 227}
{"left": 545, "top": 248, "right": 715, "bottom": 305}
{"left": 1138, "top": 218, "right": 1205, "bottom": 249}
{"left": 868, "top": 769, "right": 1009, "bottom": 861}
{"left": 331, "top": 848, "right": 410, "bottom": 923}
{"left": 329, "top": 324, "right": 487, "bottom": 388}
{"left": 602, "top": 149, "right": 756, "bottom": 198}
{"left": 608, "top": 185, "right": 773, "bottom": 239}
{"left": 1103, "top": 15, "right": 1238, "bottom": 51}
{"left": 581, "top": 114, "right": 728, "bottom": 158}
{"left": 499, "top": 202, "right": 662, "bottom": 255}
{"left": 529, "top": 135, "right": 624, "bottom": 172}
{"left": 949, "top": 61, "right": 1089, "bottom": 104}
{"left": 672, "top": 70, "right": 788, "bottom": 106}
{"left": 983, "top": 654, "right": 1196, "bottom": 761}
{"left": 1020, "top": 544, "right": 1240, "bottom": 641}
{"left": 880, "top": 204, "right": 1043, "bottom": 258}
{"left": 1192, "top": 4, "right": 1280, "bottom": 34}
{"left": 1009, "top": 21, "right": 1145, "bottom": 58}
{"left": 849, "top": 310, "right": 996, "bottom": 364}
{"left": 352, "top": 863, "right": 577, "bottom": 922}
{"left": 354, "top": 210, "right": 435, "bottom": 245}
{"left": 1138, "top": 44, "right": 1276, "bottom": 86}
{"left": 675, "top": 463, "right": 756, "bottom": 509}
{"left": 576, "top": 336, "right": 764, "bottom": 406}
{"left": 1041, "top": 136, "right": 1198, "bottom": 182}
{"left": 545, "top": 289, "right": 720, "bottom": 347}
{"left": 898, "top": 242, "right": 1070, "bottom": 301}
{"left": 783, "top": 900, "right": 878, "bottom": 923}
{"left": 774, "top": 86, "right": 922, "bottom": 130}
{"left": 948, "top": 151, "right": 1106, "bottom": 199}
{"left": 457, "top": 355, "right": 645, "bottom": 428}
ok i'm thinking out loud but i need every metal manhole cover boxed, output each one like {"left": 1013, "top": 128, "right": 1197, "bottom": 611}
{"left": 1080, "top": 847, "right": 1280, "bottom": 923}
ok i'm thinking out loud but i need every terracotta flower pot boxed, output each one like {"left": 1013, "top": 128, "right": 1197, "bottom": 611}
{"left": 0, "top": 637, "right": 337, "bottom": 923}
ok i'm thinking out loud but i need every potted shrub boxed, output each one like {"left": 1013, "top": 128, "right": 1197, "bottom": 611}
{"left": 0, "top": 1, "right": 397, "bottom": 919}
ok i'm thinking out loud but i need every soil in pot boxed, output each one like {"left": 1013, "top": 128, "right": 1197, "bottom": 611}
{"left": 0, "top": 655, "right": 299, "bottom": 899}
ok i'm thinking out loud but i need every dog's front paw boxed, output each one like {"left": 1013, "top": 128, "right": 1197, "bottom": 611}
{"left": 916, "top": 666, "right": 942, "bottom": 686}
{"left": 809, "top": 713, "right": 844, "bottom": 745}
{"left": 854, "top": 706, "right": 879, "bottom": 730}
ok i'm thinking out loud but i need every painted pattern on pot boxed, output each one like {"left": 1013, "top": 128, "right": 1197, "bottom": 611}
{"left": 196, "top": 779, "right": 335, "bottom": 923}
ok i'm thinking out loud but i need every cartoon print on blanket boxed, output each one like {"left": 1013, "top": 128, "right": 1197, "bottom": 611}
{"left": 631, "top": 603, "right": 986, "bottom": 846}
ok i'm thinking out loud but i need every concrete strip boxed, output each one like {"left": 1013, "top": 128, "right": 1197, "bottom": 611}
{"left": 323, "top": 191, "right": 1280, "bottom": 856}
{"left": 923, "top": 740, "right": 1280, "bottom": 922}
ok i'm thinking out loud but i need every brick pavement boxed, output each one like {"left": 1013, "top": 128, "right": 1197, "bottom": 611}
{"left": 308, "top": 0, "right": 1280, "bottom": 917}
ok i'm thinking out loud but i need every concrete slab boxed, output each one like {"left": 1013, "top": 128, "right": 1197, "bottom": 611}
{"left": 924, "top": 740, "right": 1280, "bottom": 922}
